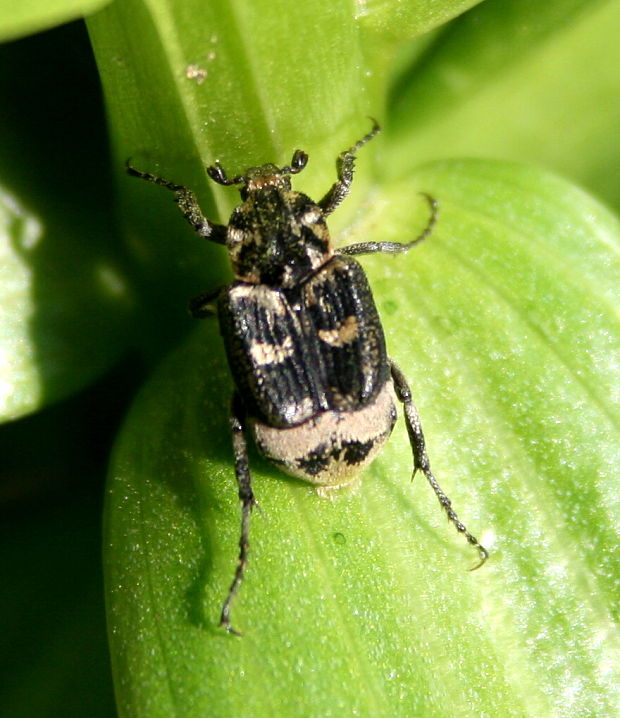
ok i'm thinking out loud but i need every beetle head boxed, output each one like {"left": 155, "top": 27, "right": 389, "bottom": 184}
{"left": 207, "top": 150, "right": 309, "bottom": 199}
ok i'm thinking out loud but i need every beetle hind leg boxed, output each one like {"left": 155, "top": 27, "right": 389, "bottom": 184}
{"left": 219, "top": 394, "right": 257, "bottom": 635}
{"left": 389, "top": 359, "right": 488, "bottom": 570}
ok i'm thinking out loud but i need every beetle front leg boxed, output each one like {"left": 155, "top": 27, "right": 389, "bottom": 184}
{"left": 126, "top": 162, "right": 228, "bottom": 243}
{"left": 318, "top": 120, "right": 380, "bottom": 216}
{"left": 389, "top": 359, "right": 488, "bottom": 570}
{"left": 220, "top": 393, "right": 257, "bottom": 636}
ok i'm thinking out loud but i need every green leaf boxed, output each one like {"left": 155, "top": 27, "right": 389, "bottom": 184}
{"left": 359, "top": 0, "right": 485, "bottom": 39}
{"left": 87, "top": 0, "right": 460, "bottom": 171}
{"left": 357, "top": 0, "right": 485, "bottom": 80}
{"left": 0, "top": 0, "right": 111, "bottom": 43}
{"left": 388, "top": 0, "right": 620, "bottom": 211}
{"left": 105, "top": 160, "right": 620, "bottom": 717}
{"left": 0, "top": 182, "right": 133, "bottom": 421}
{"left": 0, "top": 26, "right": 136, "bottom": 421}
{"left": 87, "top": 0, "right": 381, "bottom": 189}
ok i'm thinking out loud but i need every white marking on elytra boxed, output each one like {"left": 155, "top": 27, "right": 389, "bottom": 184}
{"left": 229, "top": 284, "right": 287, "bottom": 315}
{"left": 318, "top": 315, "right": 359, "bottom": 347}
{"left": 250, "top": 336, "right": 294, "bottom": 365}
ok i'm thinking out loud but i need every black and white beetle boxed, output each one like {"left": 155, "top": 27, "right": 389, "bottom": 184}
{"left": 128, "top": 121, "right": 487, "bottom": 635}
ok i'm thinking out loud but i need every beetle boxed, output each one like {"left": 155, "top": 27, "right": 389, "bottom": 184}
{"left": 128, "top": 121, "right": 487, "bottom": 634}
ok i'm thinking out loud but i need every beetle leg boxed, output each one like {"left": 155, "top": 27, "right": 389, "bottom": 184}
{"left": 389, "top": 359, "right": 488, "bottom": 570}
{"left": 188, "top": 286, "right": 225, "bottom": 319}
{"left": 126, "top": 161, "right": 227, "bottom": 243}
{"left": 220, "top": 393, "right": 257, "bottom": 635}
{"left": 338, "top": 193, "right": 438, "bottom": 256}
{"left": 318, "top": 120, "right": 380, "bottom": 216}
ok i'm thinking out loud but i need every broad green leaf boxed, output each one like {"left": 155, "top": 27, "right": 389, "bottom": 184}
{"left": 105, "top": 160, "right": 619, "bottom": 717}
{"left": 357, "top": 0, "right": 485, "bottom": 81}
{"left": 0, "top": 26, "right": 135, "bottom": 420}
{"left": 359, "top": 0, "right": 484, "bottom": 40}
{"left": 388, "top": 0, "right": 620, "bottom": 211}
{"left": 0, "top": 0, "right": 111, "bottom": 43}
{"left": 0, "top": 183, "right": 133, "bottom": 421}
{"left": 88, "top": 0, "right": 465, "bottom": 173}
